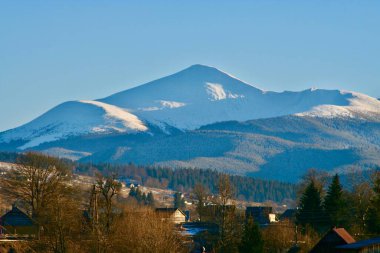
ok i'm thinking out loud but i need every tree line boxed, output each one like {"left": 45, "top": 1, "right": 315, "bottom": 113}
{"left": 77, "top": 162, "right": 296, "bottom": 203}
{"left": 296, "top": 169, "right": 380, "bottom": 238}
{"left": 0, "top": 151, "right": 297, "bottom": 203}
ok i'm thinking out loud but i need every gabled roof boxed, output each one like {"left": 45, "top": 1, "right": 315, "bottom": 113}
{"left": 0, "top": 206, "right": 36, "bottom": 227}
{"left": 332, "top": 228, "right": 355, "bottom": 244}
{"left": 336, "top": 237, "right": 380, "bottom": 249}
{"left": 280, "top": 209, "right": 297, "bottom": 220}
{"left": 155, "top": 208, "right": 186, "bottom": 216}
{"left": 310, "top": 227, "right": 355, "bottom": 253}
{"left": 246, "top": 206, "right": 273, "bottom": 224}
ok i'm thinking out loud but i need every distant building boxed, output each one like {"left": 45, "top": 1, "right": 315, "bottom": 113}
{"left": 0, "top": 205, "right": 39, "bottom": 238}
{"left": 202, "top": 204, "right": 236, "bottom": 222}
{"left": 335, "top": 237, "right": 380, "bottom": 253}
{"left": 184, "top": 210, "right": 191, "bottom": 222}
{"left": 120, "top": 177, "right": 140, "bottom": 188}
{"left": 155, "top": 208, "right": 186, "bottom": 224}
{"left": 246, "top": 206, "right": 277, "bottom": 225}
{"left": 310, "top": 227, "right": 355, "bottom": 253}
{"left": 280, "top": 209, "right": 297, "bottom": 223}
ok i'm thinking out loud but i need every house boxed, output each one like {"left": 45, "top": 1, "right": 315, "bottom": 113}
{"left": 155, "top": 208, "right": 187, "bottom": 224}
{"left": 0, "top": 205, "right": 39, "bottom": 238}
{"left": 202, "top": 204, "right": 236, "bottom": 222}
{"left": 0, "top": 225, "right": 6, "bottom": 235}
{"left": 246, "top": 206, "right": 276, "bottom": 225}
{"left": 335, "top": 237, "right": 380, "bottom": 253}
{"left": 280, "top": 209, "right": 297, "bottom": 223}
{"left": 310, "top": 227, "right": 355, "bottom": 253}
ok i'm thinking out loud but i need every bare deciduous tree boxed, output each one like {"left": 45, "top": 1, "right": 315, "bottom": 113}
{"left": 216, "top": 175, "right": 241, "bottom": 253}
{"left": 110, "top": 206, "right": 186, "bottom": 253}
{"left": 95, "top": 173, "right": 121, "bottom": 234}
{"left": 192, "top": 183, "right": 208, "bottom": 222}
{"left": 0, "top": 152, "right": 71, "bottom": 218}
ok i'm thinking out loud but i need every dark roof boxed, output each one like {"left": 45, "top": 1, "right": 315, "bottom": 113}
{"left": 246, "top": 206, "right": 273, "bottom": 224}
{"left": 280, "top": 209, "right": 297, "bottom": 220}
{"left": 246, "top": 206, "right": 273, "bottom": 212}
{"left": 336, "top": 237, "right": 380, "bottom": 249}
{"left": 310, "top": 227, "right": 355, "bottom": 253}
{"left": 0, "top": 206, "right": 36, "bottom": 227}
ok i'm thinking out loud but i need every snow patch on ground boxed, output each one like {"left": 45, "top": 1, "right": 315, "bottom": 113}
{"left": 0, "top": 162, "right": 18, "bottom": 171}
{"left": 206, "top": 83, "right": 227, "bottom": 100}
{"left": 140, "top": 106, "right": 161, "bottom": 111}
{"left": 158, "top": 100, "right": 186, "bottom": 109}
{"left": 42, "top": 147, "right": 92, "bottom": 161}
{"left": 80, "top": 100, "right": 147, "bottom": 131}
{"left": 205, "top": 83, "right": 243, "bottom": 101}
{"left": 19, "top": 133, "right": 63, "bottom": 149}
{"left": 138, "top": 100, "right": 186, "bottom": 112}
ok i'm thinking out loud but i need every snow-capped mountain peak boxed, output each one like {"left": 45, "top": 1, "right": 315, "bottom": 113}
{"left": 0, "top": 100, "right": 147, "bottom": 149}
{"left": 1, "top": 64, "right": 380, "bottom": 149}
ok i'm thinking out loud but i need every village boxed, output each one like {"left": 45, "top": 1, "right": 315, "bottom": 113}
{"left": 1, "top": 157, "right": 380, "bottom": 253}
{"left": 1, "top": 0, "right": 380, "bottom": 251}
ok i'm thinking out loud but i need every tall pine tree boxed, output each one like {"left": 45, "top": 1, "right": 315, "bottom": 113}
{"left": 239, "top": 216, "right": 263, "bottom": 253}
{"left": 174, "top": 192, "right": 185, "bottom": 209}
{"left": 366, "top": 172, "right": 380, "bottom": 234}
{"left": 146, "top": 192, "right": 155, "bottom": 207}
{"left": 324, "top": 174, "right": 345, "bottom": 227}
{"left": 297, "top": 180, "right": 324, "bottom": 231}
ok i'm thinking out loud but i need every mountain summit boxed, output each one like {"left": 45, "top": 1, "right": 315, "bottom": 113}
{"left": 1, "top": 65, "right": 380, "bottom": 150}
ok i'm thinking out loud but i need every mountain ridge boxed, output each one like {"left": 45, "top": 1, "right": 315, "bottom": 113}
{"left": 1, "top": 64, "right": 380, "bottom": 182}
{"left": 2, "top": 64, "right": 380, "bottom": 150}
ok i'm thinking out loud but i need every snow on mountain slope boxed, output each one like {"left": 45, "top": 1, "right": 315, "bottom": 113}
{"left": 79, "top": 100, "right": 147, "bottom": 131}
{"left": 99, "top": 64, "right": 262, "bottom": 129}
{"left": 1, "top": 64, "right": 380, "bottom": 149}
{"left": 296, "top": 91, "right": 380, "bottom": 120}
{"left": 100, "top": 64, "right": 380, "bottom": 129}
{"left": 0, "top": 100, "right": 147, "bottom": 149}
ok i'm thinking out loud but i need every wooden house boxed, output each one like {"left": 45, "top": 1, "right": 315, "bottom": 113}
{"left": 0, "top": 205, "right": 39, "bottom": 238}
{"left": 310, "top": 227, "right": 355, "bottom": 253}
{"left": 246, "top": 206, "right": 276, "bottom": 225}
{"left": 202, "top": 204, "right": 236, "bottom": 222}
{"left": 155, "top": 208, "right": 186, "bottom": 224}
{"left": 280, "top": 209, "right": 297, "bottom": 223}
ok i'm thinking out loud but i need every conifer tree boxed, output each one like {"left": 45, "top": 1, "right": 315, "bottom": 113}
{"left": 324, "top": 174, "right": 345, "bottom": 227}
{"left": 296, "top": 180, "right": 324, "bottom": 231}
{"left": 192, "top": 184, "right": 208, "bottom": 221}
{"left": 174, "top": 192, "right": 185, "bottom": 209}
{"left": 129, "top": 186, "right": 137, "bottom": 197}
{"left": 239, "top": 216, "right": 263, "bottom": 253}
{"left": 146, "top": 192, "right": 155, "bottom": 207}
{"left": 366, "top": 172, "right": 380, "bottom": 234}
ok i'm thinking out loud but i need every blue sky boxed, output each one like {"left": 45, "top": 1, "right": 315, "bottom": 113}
{"left": 1, "top": 1, "right": 379, "bottom": 131}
